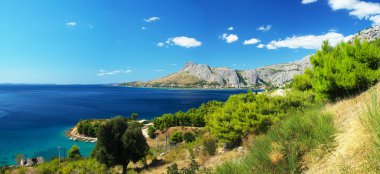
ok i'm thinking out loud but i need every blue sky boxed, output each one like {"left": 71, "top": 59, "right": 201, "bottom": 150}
{"left": 0, "top": 0, "right": 379, "bottom": 84}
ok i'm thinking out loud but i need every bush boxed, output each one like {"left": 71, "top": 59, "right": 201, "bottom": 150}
{"left": 203, "top": 137, "right": 217, "bottom": 156}
{"left": 37, "top": 158, "right": 107, "bottom": 174}
{"left": 77, "top": 120, "right": 101, "bottom": 137}
{"left": 147, "top": 126, "right": 157, "bottom": 139}
{"left": 292, "top": 68, "right": 313, "bottom": 91}
{"left": 170, "top": 131, "right": 183, "bottom": 144}
{"left": 205, "top": 90, "right": 316, "bottom": 146}
{"left": 309, "top": 39, "right": 380, "bottom": 100}
{"left": 216, "top": 108, "right": 336, "bottom": 174}
{"left": 183, "top": 132, "right": 196, "bottom": 143}
{"left": 68, "top": 145, "right": 81, "bottom": 160}
{"left": 167, "top": 163, "right": 180, "bottom": 174}
{"left": 166, "top": 154, "right": 200, "bottom": 174}
{"left": 153, "top": 101, "right": 224, "bottom": 130}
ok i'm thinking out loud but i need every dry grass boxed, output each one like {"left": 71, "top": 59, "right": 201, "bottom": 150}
{"left": 148, "top": 72, "right": 200, "bottom": 86}
{"left": 304, "top": 84, "right": 380, "bottom": 174}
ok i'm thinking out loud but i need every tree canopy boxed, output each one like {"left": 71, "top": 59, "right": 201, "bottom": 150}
{"left": 91, "top": 116, "right": 149, "bottom": 174}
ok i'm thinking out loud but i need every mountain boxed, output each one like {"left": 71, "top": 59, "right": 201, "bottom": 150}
{"left": 122, "top": 26, "right": 380, "bottom": 89}
{"left": 123, "top": 55, "right": 311, "bottom": 88}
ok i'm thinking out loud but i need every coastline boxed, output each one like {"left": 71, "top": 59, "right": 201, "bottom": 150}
{"left": 65, "top": 127, "right": 97, "bottom": 143}
{"left": 118, "top": 85, "right": 261, "bottom": 91}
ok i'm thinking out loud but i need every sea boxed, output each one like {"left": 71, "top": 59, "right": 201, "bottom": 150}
{"left": 0, "top": 85, "right": 247, "bottom": 166}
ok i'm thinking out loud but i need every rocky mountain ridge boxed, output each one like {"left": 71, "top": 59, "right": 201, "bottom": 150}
{"left": 123, "top": 55, "right": 311, "bottom": 88}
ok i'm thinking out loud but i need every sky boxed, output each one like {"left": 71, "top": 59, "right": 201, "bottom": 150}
{"left": 0, "top": 0, "right": 380, "bottom": 84}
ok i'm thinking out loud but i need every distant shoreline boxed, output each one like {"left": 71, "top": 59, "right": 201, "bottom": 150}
{"left": 118, "top": 85, "right": 262, "bottom": 91}
{"left": 65, "top": 127, "right": 97, "bottom": 143}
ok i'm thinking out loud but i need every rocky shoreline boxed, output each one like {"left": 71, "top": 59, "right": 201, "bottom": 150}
{"left": 65, "top": 127, "right": 97, "bottom": 143}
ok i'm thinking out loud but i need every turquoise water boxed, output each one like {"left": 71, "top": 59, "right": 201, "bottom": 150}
{"left": 0, "top": 85, "right": 246, "bottom": 166}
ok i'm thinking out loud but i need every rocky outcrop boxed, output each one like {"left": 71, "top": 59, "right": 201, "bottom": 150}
{"left": 243, "top": 55, "right": 311, "bottom": 86}
{"left": 177, "top": 55, "right": 312, "bottom": 87}
{"left": 354, "top": 26, "right": 380, "bottom": 42}
{"left": 123, "top": 55, "right": 312, "bottom": 88}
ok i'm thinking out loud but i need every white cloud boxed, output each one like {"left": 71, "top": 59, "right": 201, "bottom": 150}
{"left": 302, "top": 0, "right": 318, "bottom": 4}
{"left": 328, "top": 0, "right": 380, "bottom": 25}
{"left": 228, "top": 26, "right": 234, "bottom": 31}
{"left": 257, "top": 25, "right": 272, "bottom": 32}
{"left": 157, "top": 42, "right": 165, "bottom": 47}
{"left": 155, "top": 69, "right": 165, "bottom": 72}
{"left": 66, "top": 22, "right": 77, "bottom": 26}
{"left": 97, "top": 69, "right": 132, "bottom": 76}
{"left": 166, "top": 36, "right": 202, "bottom": 48}
{"left": 243, "top": 38, "right": 261, "bottom": 45}
{"left": 144, "top": 17, "right": 160, "bottom": 22}
{"left": 257, "top": 44, "right": 265, "bottom": 48}
{"left": 262, "top": 32, "right": 353, "bottom": 50}
{"left": 142, "top": 27, "right": 147, "bottom": 30}
{"left": 221, "top": 33, "right": 239, "bottom": 43}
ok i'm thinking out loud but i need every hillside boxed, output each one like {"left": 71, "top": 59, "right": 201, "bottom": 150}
{"left": 122, "top": 56, "right": 311, "bottom": 88}
{"left": 304, "top": 83, "right": 380, "bottom": 173}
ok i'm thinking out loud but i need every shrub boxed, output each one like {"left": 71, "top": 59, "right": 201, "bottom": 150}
{"left": 147, "top": 126, "right": 157, "bottom": 139}
{"left": 68, "top": 145, "right": 81, "bottom": 160}
{"left": 183, "top": 132, "right": 196, "bottom": 143}
{"left": 170, "top": 131, "right": 183, "bottom": 144}
{"left": 203, "top": 137, "right": 217, "bottom": 156}
{"left": 166, "top": 154, "right": 200, "bottom": 174}
{"left": 153, "top": 101, "right": 224, "bottom": 130}
{"left": 310, "top": 39, "right": 380, "bottom": 100}
{"left": 292, "top": 68, "right": 313, "bottom": 91}
{"left": 167, "top": 163, "right": 180, "bottom": 174}
{"left": 37, "top": 158, "right": 107, "bottom": 174}
{"left": 216, "top": 108, "right": 336, "bottom": 174}
{"left": 205, "top": 90, "right": 316, "bottom": 146}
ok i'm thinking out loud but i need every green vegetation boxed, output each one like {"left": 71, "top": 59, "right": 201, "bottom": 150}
{"left": 170, "top": 131, "right": 183, "bottom": 144}
{"left": 91, "top": 116, "right": 149, "bottom": 174}
{"left": 293, "top": 39, "right": 380, "bottom": 100}
{"left": 166, "top": 153, "right": 200, "bottom": 174}
{"left": 202, "top": 136, "right": 217, "bottom": 156}
{"left": 153, "top": 100, "right": 223, "bottom": 130}
{"left": 183, "top": 132, "right": 196, "bottom": 143}
{"left": 361, "top": 91, "right": 380, "bottom": 172}
{"left": 205, "top": 90, "right": 316, "bottom": 146}
{"left": 9, "top": 38, "right": 379, "bottom": 174}
{"left": 37, "top": 158, "right": 107, "bottom": 174}
{"left": 148, "top": 125, "right": 157, "bottom": 138}
{"left": 68, "top": 145, "right": 82, "bottom": 160}
{"left": 77, "top": 120, "right": 102, "bottom": 137}
{"left": 216, "top": 108, "right": 336, "bottom": 174}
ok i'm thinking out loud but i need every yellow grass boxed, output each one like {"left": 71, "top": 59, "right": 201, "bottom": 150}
{"left": 304, "top": 84, "right": 380, "bottom": 174}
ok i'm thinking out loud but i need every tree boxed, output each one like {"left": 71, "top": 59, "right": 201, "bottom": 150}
{"left": 68, "top": 145, "right": 81, "bottom": 160}
{"left": 122, "top": 122, "right": 150, "bottom": 168}
{"left": 183, "top": 132, "right": 195, "bottom": 143}
{"left": 91, "top": 116, "right": 149, "bottom": 174}
{"left": 130, "top": 113, "right": 139, "bottom": 120}
{"left": 170, "top": 131, "right": 183, "bottom": 144}
{"left": 147, "top": 126, "right": 157, "bottom": 139}
{"left": 310, "top": 39, "right": 380, "bottom": 100}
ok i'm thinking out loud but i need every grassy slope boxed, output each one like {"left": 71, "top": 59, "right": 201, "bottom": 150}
{"left": 305, "top": 83, "right": 380, "bottom": 174}
{"left": 215, "top": 83, "right": 380, "bottom": 174}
